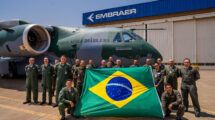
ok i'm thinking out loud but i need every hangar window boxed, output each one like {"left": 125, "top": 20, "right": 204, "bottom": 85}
{"left": 122, "top": 33, "right": 135, "bottom": 42}
{"left": 113, "top": 33, "right": 122, "bottom": 43}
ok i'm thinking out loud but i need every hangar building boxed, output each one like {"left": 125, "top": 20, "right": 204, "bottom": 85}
{"left": 83, "top": 0, "right": 215, "bottom": 69}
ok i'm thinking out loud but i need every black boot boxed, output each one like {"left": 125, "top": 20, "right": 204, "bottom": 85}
{"left": 176, "top": 117, "right": 181, "bottom": 120}
{"left": 40, "top": 101, "right": 45, "bottom": 105}
{"left": 48, "top": 102, "right": 52, "bottom": 105}
{"left": 195, "top": 112, "right": 200, "bottom": 117}
{"left": 23, "top": 101, "right": 31, "bottom": 104}
{"left": 165, "top": 113, "right": 170, "bottom": 117}
{"left": 34, "top": 101, "right": 38, "bottom": 104}
{"left": 67, "top": 109, "right": 71, "bottom": 114}
{"left": 53, "top": 103, "right": 58, "bottom": 107}
{"left": 60, "top": 116, "right": 65, "bottom": 120}
{"left": 185, "top": 107, "right": 188, "bottom": 112}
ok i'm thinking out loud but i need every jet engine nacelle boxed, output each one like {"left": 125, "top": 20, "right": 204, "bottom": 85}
{"left": 0, "top": 24, "right": 51, "bottom": 57}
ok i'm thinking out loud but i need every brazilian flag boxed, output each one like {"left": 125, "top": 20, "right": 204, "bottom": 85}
{"left": 74, "top": 67, "right": 164, "bottom": 118}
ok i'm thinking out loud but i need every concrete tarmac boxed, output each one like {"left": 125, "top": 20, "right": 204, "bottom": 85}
{"left": 0, "top": 70, "right": 215, "bottom": 120}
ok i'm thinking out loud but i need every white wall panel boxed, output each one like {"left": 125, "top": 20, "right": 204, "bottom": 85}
{"left": 196, "top": 17, "right": 215, "bottom": 63}
{"left": 173, "top": 20, "right": 196, "bottom": 63}
{"left": 147, "top": 22, "right": 173, "bottom": 63}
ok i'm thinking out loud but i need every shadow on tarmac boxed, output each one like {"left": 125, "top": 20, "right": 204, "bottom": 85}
{"left": 188, "top": 111, "right": 215, "bottom": 118}
{"left": 0, "top": 77, "right": 43, "bottom": 92}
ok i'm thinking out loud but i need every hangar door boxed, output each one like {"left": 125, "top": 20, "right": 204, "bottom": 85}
{"left": 196, "top": 17, "right": 215, "bottom": 63}
{"left": 173, "top": 20, "right": 196, "bottom": 63}
{"left": 147, "top": 22, "right": 173, "bottom": 63}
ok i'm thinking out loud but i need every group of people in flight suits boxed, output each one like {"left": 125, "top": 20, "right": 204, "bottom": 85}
{"left": 23, "top": 55, "right": 200, "bottom": 120}
{"left": 152, "top": 58, "right": 200, "bottom": 120}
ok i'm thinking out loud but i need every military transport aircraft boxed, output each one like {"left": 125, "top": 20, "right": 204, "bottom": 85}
{"left": 0, "top": 20, "right": 162, "bottom": 77}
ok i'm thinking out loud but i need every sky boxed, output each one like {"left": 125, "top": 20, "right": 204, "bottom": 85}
{"left": 0, "top": 0, "right": 156, "bottom": 27}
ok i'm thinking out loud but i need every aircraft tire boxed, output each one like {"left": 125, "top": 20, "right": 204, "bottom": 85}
{"left": 8, "top": 73, "right": 13, "bottom": 78}
{"left": 0, "top": 74, "right": 4, "bottom": 78}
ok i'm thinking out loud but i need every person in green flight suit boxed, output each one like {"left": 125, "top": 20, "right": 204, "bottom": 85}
{"left": 179, "top": 58, "right": 200, "bottom": 117}
{"left": 58, "top": 80, "right": 79, "bottom": 120}
{"left": 153, "top": 63, "right": 164, "bottom": 99}
{"left": 86, "top": 59, "right": 95, "bottom": 69}
{"left": 23, "top": 57, "right": 39, "bottom": 104}
{"left": 143, "top": 58, "right": 154, "bottom": 69}
{"left": 130, "top": 59, "right": 139, "bottom": 67}
{"left": 52, "top": 58, "right": 59, "bottom": 96}
{"left": 75, "top": 60, "right": 86, "bottom": 95}
{"left": 157, "top": 58, "right": 165, "bottom": 71}
{"left": 98, "top": 60, "right": 107, "bottom": 69}
{"left": 72, "top": 59, "right": 80, "bottom": 88}
{"left": 161, "top": 83, "right": 185, "bottom": 120}
{"left": 164, "top": 59, "right": 180, "bottom": 90}
{"left": 53, "top": 55, "right": 71, "bottom": 107}
{"left": 113, "top": 59, "right": 123, "bottom": 68}
{"left": 40, "top": 57, "right": 54, "bottom": 105}
{"left": 107, "top": 56, "right": 115, "bottom": 68}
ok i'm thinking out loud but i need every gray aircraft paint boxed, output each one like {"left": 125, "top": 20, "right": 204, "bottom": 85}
{"left": 76, "top": 30, "right": 108, "bottom": 65}
{"left": 0, "top": 36, "right": 29, "bottom": 56}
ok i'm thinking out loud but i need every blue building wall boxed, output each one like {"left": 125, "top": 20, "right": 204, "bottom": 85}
{"left": 83, "top": 0, "right": 215, "bottom": 25}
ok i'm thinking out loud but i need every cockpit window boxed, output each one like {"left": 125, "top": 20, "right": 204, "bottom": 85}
{"left": 122, "top": 33, "right": 135, "bottom": 42}
{"left": 113, "top": 33, "right": 122, "bottom": 43}
{"left": 131, "top": 32, "right": 143, "bottom": 40}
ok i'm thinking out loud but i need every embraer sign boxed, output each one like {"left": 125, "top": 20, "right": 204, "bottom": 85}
{"left": 87, "top": 9, "right": 136, "bottom": 22}
{"left": 95, "top": 9, "right": 136, "bottom": 21}
{"left": 83, "top": 7, "right": 138, "bottom": 25}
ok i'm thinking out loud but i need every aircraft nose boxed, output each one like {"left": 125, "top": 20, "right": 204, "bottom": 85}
{"left": 141, "top": 42, "right": 163, "bottom": 60}
{"left": 153, "top": 48, "right": 163, "bottom": 60}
